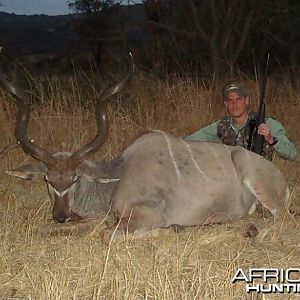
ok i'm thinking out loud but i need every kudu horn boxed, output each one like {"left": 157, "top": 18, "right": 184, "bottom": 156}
{"left": 0, "top": 143, "right": 20, "bottom": 158}
{"left": 0, "top": 53, "right": 135, "bottom": 170}
{"left": 0, "top": 67, "right": 57, "bottom": 167}
{"left": 67, "top": 52, "right": 135, "bottom": 169}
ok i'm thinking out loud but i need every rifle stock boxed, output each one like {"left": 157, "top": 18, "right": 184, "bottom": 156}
{"left": 250, "top": 103, "right": 265, "bottom": 155}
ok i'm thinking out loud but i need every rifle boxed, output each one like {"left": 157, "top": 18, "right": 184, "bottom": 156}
{"left": 249, "top": 54, "right": 270, "bottom": 155}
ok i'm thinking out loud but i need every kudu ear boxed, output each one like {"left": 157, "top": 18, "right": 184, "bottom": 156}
{"left": 77, "top": 160, "right": 120, "bottom": 184}
{"left": 84, "top": 175, "right": 120, "bottom": 184}
{"left": 5, "top": 161, "right": 47, "bottom": 180}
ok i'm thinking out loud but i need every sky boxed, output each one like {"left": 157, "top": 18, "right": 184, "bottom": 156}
{"left": 0, "top": 0, "right": 139, "bottom": 16}
{"left": 0, "top": 0, "right": 72, "bottom": 16}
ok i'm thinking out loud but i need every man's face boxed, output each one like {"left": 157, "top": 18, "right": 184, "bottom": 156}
{"left": 224, "top": 92, "right": 249, "bottom": 119}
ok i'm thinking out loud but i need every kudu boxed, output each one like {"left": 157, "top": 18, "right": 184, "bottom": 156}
{"left": 0, "top": 143, "right": 19, "bottom": 158}
{"left": 0, "top": 58, "right": 288, "bottom": 233}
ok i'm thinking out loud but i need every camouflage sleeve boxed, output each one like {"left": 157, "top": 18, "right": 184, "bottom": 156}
{"left": 266, "top": 117, "right": 297, "bottom": 160}
{"left": 184, "top": 121, "right": 221, "bottom": 143}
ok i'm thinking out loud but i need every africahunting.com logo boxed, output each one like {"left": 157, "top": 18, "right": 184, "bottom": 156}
{"left": 232, "top": 268, "right": 300, "bottom": 294}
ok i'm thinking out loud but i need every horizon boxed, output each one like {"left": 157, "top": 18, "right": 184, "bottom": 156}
{"left": 0, "top": 0, "right": 140, "bottom": 16}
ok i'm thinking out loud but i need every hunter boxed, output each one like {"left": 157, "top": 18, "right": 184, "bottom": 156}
{"left": 185, "top": 83, "right": 297, "bottom": 161}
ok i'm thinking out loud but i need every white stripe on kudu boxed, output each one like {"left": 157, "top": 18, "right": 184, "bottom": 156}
{"left": 181, "top": 140, "right": 209, "bottom": 181}
{"left": 161, "top": 131, "right": 181, "bottom": 182}
{"left": 204, "top": 142, "right": 227, "bottom": 175}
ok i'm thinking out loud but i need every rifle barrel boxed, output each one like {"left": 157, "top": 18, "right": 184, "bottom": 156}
{"left": 250, "top": 53, "right": 270, "bottom": 155}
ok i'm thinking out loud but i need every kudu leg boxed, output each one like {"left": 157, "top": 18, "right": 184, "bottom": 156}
{"left": 38, "top": 218, "right": 108, "bottom": 237}
{"left": 231, "top": 148, "right": 288, "bottom": 217}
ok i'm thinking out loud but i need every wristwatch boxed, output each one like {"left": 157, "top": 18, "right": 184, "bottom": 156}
{"left": 268, "top": 136, "right": 278, "bottom": 146}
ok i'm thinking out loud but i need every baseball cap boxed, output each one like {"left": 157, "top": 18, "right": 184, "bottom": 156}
{"left": 223, "top": 83, "right": 247, "bottom": 98}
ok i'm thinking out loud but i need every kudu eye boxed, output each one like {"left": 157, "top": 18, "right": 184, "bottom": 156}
{"left": 44, "top": 178, "right": 57, "bottom": 192}
{"left": 44, "top": 174, "right": 78, "bottom": 196}
{"left": 45, "top": 174, "right": 78, "bottom": 184}
{"left": 44, "top": 176, "right": 51, "bottom": 185}
{"left": 69, "top": 176, "right": 78, "bottom": 188}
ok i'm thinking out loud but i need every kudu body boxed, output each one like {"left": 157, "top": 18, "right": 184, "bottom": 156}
{"left": 0, "top": 59, "right": 288, "bottom": 232}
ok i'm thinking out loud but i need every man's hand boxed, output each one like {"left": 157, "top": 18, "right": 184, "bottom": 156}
{"left": 258, "top": 123, "right": 274, "bottom": 144}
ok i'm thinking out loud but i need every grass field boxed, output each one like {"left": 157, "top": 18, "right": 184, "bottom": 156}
{"left": 0, "top": 69, "right": 299, "bottom": 299}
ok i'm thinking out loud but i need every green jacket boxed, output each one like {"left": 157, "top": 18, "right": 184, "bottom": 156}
{"left": 185, "top": 117, "right": 297, "bottom": 161}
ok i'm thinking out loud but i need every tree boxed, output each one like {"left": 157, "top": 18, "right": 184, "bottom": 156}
{"left": 144, "top": 0, "right": 300, "bottom": 79}
{"left": 264, "top": 0, "right": 300, "bottom": 81}
{"left": 67, "top": 0, "right": 122, "bottom": 67}
{"left": 144, "top": 0, "right": 266, "bottom": 78}
{"left": 68, "top": 0, "right": 117, "bottom": 14}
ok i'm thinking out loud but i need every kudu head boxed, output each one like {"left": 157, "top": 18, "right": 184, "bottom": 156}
{"left": 0, "top": 54, "right": 135, "bottom": 223}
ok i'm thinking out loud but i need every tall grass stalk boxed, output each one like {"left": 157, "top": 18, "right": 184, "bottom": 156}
{"left": 0, "top": 69, "right": 299, "bottom": 299}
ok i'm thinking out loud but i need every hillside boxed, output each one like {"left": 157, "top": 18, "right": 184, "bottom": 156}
{"left": 0, "top": 4, "right": 145, "bottom": 69}
{"left": 0, "top": 12, "right": 79, "bottom": 55}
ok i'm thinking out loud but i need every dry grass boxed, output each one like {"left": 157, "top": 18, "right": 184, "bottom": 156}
{"left": 0, "top": 69, "right": 299, "bottom": 299}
